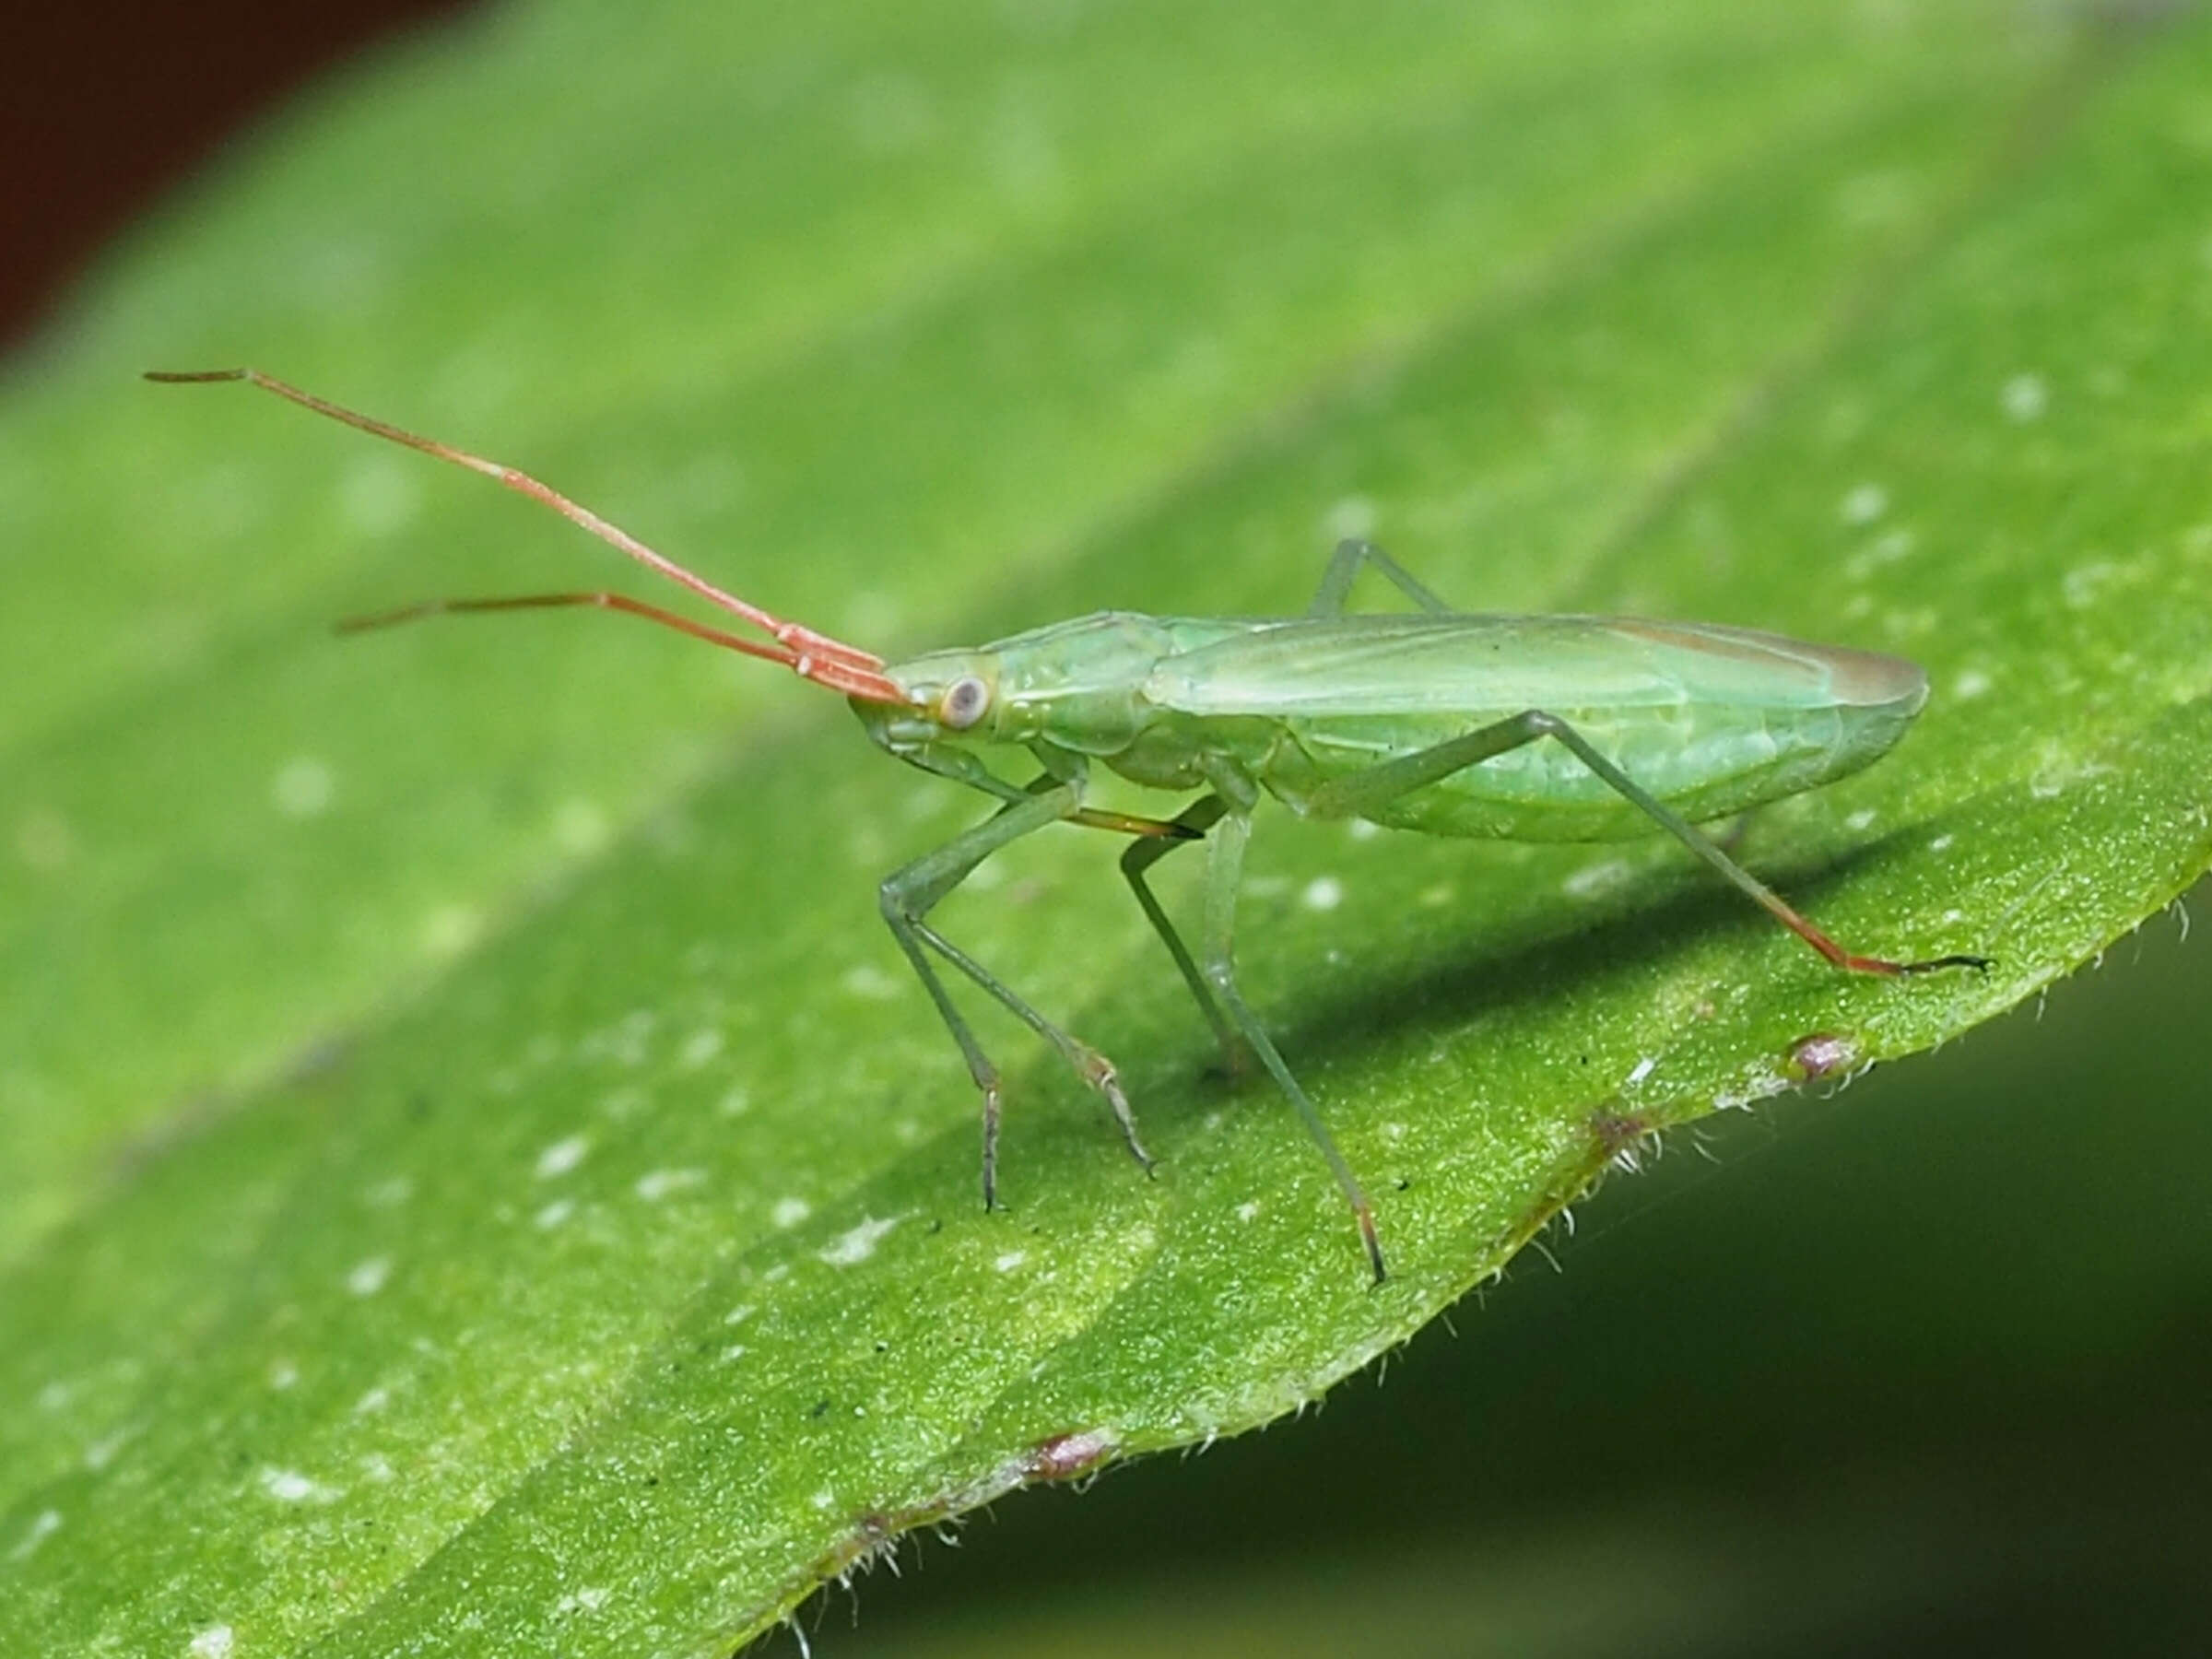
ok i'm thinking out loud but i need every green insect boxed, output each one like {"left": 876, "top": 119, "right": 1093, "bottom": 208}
{"left": 150, "top": 368, "right": 1987, "bottom": 1282}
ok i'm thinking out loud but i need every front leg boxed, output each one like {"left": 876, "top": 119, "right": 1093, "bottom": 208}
{"left": 879, "top": 777, "right": 1154, "bottom": 1211}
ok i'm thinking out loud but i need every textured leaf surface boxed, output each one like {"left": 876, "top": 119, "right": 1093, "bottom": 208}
{"left": 4, "top": 2, "right": 2210, "bottom": 1653}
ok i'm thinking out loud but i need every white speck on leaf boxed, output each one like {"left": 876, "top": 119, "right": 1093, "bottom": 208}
{"left": 1840, "top": 482, "right": 1888, "bottom": 524}
{"left": 8, "top": 1509, "right": 60, "bottom": 1560}
{"left": 1300, "top": 876, "right": 1344, "bottom": 912}
{"left": 259, "top": 1465, "right": 340, "bottom": 1504}
{"left": 2063, "top": 561, "right": 2119, "bottom": 609}
{"left": 2001, "top": 372, "right": 2048, "bottom": 422}
{"left": 554, "top": 1586, "right": 612, "bottom": 1616}
{"left": 534, "top": 1198, "right": 575, "bottom": 1230}
{"left": 354, "top": 1387, "right": 390, "bottom": 1415}
{"left": 1236, "top": 1201, "right": 1261, "bottom": 1222}
{"left": 772, "top": 1197, "right": 812, "bottom": 1229}
{"left": 267, "top": 1359, "right": 299, "bottom": 1390}
{"left": 346, "top": 1256, "right": 392, "bottom": 1297}
{"left": 271, "top": 756, "right": 335, "bottom": 818}
{"left": 187, "top": 1625, "right": 236, "bottom": 1659}
{"left": 678, "top": 1028, "right": 725, "bottom": 1070}
{"left": 818, "top": 1214, "right": 901, "bottom": 1266}
{"left": 1953, "top": 668, "right": 1993, "bottom": 700}
{"left": 1627, "top": 1056, "right": 1658, "bottom": 1087}
{"left": 635, "top": 1168, "right": 705, "bottom": 1203}
{"left": 1564, "top": 858, "right": 1630, "bottom": 900}
{"left": 994, "top": 1250, "right": 1028, "bottom": 1273}
{"left": 535, "top": 1135, "right": 590, "bottom": 1179}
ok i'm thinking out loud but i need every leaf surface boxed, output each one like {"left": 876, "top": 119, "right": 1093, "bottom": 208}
{"left": 4, "top": 3, "right": 2209, "bottom": 1653}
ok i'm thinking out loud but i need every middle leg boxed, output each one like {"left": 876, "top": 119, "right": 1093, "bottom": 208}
{"left": 1118, "top": 794, "right": 1243, "bottom": 1073}
{"left": 1193, "top": 805, "right": 1388, "bottom": 1283}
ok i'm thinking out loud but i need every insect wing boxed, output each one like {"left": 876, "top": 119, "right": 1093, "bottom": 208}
{"left": 1139, "top": 615, "right": 1917, "bottom": 720}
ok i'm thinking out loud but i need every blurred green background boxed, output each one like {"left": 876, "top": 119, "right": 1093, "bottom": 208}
{"left": 5, "top": 1, "right": 2208, "bottom": 1653}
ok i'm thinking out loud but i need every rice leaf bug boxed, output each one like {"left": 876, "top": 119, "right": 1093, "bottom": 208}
{"left": 147, "top": 368, "right": 1988, "bottom": 1281}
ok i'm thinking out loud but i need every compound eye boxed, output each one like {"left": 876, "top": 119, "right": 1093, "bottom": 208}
{"left": 939, "top": 675, "right": 991, "bottom": 730}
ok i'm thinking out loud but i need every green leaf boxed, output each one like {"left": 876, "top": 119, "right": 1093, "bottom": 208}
{"left": 4, "top": 2, "right": 2208, "bottom": 1653}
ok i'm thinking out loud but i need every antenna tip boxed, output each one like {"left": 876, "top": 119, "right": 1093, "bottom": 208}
{"left": 144, "top": 368, "right": 251, "bottom": 384}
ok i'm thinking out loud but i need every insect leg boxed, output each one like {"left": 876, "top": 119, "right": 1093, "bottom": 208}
{"left": 879, "top": 782, "right": 1151, "bottom": 1209}
{"left": 1307, "top": 539, "right": 1453, "bottom": 617}
{"left": 1306, "top": 711, "right": 1990, "bottom": 977}
{"left": 1195, "top": 805, "right": 1388, "bottom": 1283}
{"left": 1117, "top": 794, "right": 1244, "bottom": 1070}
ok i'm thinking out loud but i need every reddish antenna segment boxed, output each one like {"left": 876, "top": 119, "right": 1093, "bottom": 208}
{"left": 143, "top": 368, "right": 909, "bottom": 705}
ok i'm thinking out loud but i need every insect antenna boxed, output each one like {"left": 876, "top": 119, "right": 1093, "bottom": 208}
{"left": 144, "top": 367, "right": 908, "bottom": 704}
{"left": 335, "top": 591, "right": 821, "bottom": 665}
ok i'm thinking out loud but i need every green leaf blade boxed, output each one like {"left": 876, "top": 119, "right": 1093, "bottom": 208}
{"left": 6, "top": 3, "right": 2208, "bottom": 1653}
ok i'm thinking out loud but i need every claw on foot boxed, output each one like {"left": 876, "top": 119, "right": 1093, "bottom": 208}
{"left": 1102, "top": 1076, "right": 1156, "bottom": 1175}
{"left": 1357, "top": 1205, "right": 1388, "bottom": 1286}
{"left": 1079, "top": 1048, "right": 1155, "bottom": 1175}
